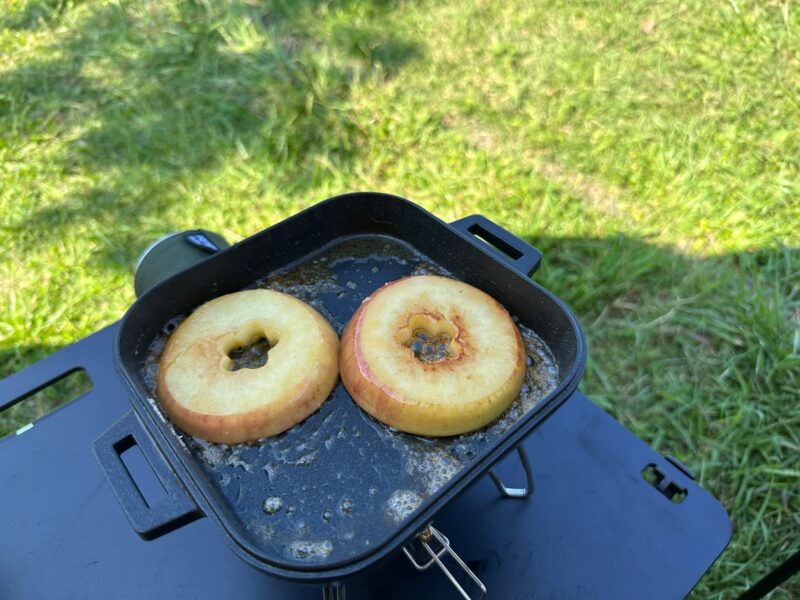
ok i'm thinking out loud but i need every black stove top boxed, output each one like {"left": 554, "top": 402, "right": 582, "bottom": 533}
{"left": 0, "top": 324, "right": 731, "bottom": 599}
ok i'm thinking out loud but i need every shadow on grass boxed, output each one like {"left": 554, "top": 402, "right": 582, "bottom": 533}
{"left": 2, "top": 0, "right": 420, "bottom": 267}
{"left": 524, "top": 234, "right": 798, "bottom": 597}
{"left": 524, "top": 235, "right": 796, "bottom": 420}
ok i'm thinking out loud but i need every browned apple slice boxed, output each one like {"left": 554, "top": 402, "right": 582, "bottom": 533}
{"left": 340, "top": 275, "right": 525, "bottom": 436}
{"left": 157, "top": 289, "right": 339, "bottom": 443}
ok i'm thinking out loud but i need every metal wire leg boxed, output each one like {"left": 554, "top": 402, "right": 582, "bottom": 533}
{"left": 321, "top": 583, "right": 346, "bottom": 600}
{"left": 403, "top": 526, "right": 486, "bottom": 600}
{"left": 488, "top": 446, "right": 534, "bottom": 498}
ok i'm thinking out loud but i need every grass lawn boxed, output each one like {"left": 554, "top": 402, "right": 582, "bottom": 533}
{"left": 1, "top": 0, "right": 798, "bottom": 596}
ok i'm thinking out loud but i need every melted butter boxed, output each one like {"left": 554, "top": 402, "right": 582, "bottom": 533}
{"left": 408, "top": 328, "right": 452, "bottom": 363}
{"left": 227, "top": 337, "right": 271, "bottom": 371}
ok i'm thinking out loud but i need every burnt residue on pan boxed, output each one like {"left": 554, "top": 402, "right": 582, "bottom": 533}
{"left": 141, "top": 235, "right": 558, "bottom": 565}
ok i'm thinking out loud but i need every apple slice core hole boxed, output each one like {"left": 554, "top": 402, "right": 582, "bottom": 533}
{"left": 219, "top": 322, "right": 279, "bottom": 371}
{"left": 396, "top": 313, "right": 460, "bottom": 363}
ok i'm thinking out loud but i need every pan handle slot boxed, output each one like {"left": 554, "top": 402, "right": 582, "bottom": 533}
{"left": 450, "top": 214, "right": 543, "bottom": 277}
{"left": 93, "top": 410, "right": 201, "bottom": 539}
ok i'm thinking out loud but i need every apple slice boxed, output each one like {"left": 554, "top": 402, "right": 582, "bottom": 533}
{"left": 340, "top": 275, "right": 525, "bottom": 436}
{"left": 157, "top": 289, "right": 339, "bottom": 443}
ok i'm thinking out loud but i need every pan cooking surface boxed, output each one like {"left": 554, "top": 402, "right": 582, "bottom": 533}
{"left": 142, "top": 235, "right": 558, "bottom": 566}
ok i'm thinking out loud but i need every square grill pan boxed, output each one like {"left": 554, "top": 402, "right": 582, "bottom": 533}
{"left": 94, "top": 192, "right": 586, "bottom": 584}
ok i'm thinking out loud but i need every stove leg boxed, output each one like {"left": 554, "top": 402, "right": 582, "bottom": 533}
{"left": 321, "top": 583, "right": 346, "bottom": 600}
{"left": 738, "top": 547, "right": 800, "bottom": 599}
{"left": 488, "top": 446, "right": 534, "bottom": 499}
{"left": 403, "top": 525, "right": 486, "bottom": 600}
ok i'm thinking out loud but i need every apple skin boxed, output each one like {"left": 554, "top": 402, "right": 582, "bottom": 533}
{"left": 340, "top": 276, "right": 526, "bottom": 437}
{"left": 158, "top": 373, "right": 328, "bottom": 444}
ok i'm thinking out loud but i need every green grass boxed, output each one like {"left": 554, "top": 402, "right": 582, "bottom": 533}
{"left": 1, "top": 0, "right": 798, "bottom": 596}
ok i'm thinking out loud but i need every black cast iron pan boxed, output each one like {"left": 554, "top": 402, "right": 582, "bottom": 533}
{"left": 93, "top": 192, "right": 586, "bottom": 584}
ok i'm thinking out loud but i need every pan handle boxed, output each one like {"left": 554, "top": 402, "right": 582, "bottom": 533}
{"left": 450, "top": 215, "right": 543, "bottom": 277}
{"left": 93, "top": 410, "right": 201, "bottom": 540}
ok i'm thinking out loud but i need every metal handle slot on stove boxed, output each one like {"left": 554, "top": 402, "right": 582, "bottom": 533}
{"left": 0, "top": 367, "right": 93, "bottom": 439}
{"left": 403, "top": 525, "right": 486, "bottom": 600}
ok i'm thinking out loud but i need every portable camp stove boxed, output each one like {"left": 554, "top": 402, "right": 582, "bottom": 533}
{"left": 1, "top": 196, "right": 742, "bottom": 598}
{"left": 0, "top": 323, "right": 734, "bottom": 598}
